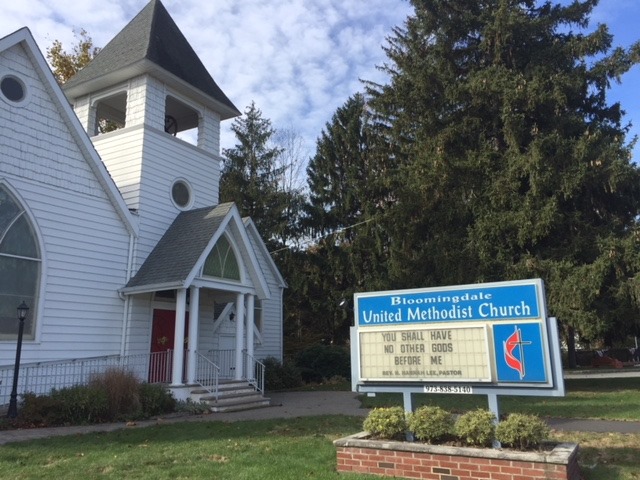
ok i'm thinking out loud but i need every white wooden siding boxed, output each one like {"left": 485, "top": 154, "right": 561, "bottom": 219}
{"left": 0, "top": 179, "right": 132, "bottom": 365}
{"left": 245, "top": 228, "right": 284, "bottom": 361}
{"left": 92, "top": 127, "right": 145, "bottom": 209}
{"left": 0, "top": 44, "right": 104, "bottom": 198}
{"left": 0, "top": 43, "right": 132, "bottom": 366}
{"left": 133, "top": 128, "right": 220, "bottom": 269}
{"left": 124, "top": 294, "right": 154, "bottom": 356}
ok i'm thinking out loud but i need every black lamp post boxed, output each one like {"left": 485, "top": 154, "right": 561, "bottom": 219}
{"left": 7, "top": 302, "right": 29, "bottom": 419}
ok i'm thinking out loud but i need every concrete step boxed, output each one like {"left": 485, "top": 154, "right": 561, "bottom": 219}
{"left": 189, "top": 381, "right": 270, "bottom": 412}
{"left": 192, "top": 386, "right": 256, "bottom": 398}
{"left": 203, "top": 392, "right": 271, "bottom": 413}
{"left": 200, "top": 391, "right": 264, "bottom": 404}
{"left": 209, "top": 397, "right": 271, "bottom": 413}
{"left": 190, "top": 384, "right": 258, "bottom": 403}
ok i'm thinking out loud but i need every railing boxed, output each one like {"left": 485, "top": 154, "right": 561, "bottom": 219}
{"left": 203, "top": 349, "right": 265, "bottom": 394}
{"left": 0, "top": 351, "right": 172, "bottom": 406}
{"left": 194, "top": 351, "right": 220, "bottom": 400}
{"left": 204, "top": 349, "right": 236, "bottom": 379}
{"left": 0, "top": 349, "right": 266, "bottom": 406}
{"left": 245, "top": 351, "right": 265, "bottom": 395}
{"left": 147, "top": 350, "right": 174, "bottom": 384}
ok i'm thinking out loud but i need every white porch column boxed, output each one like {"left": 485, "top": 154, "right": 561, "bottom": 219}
{"left": 234, "top": 293, "right": 245, "bottom": 380}
{"left": 171, "top": 288, "right": 187, "bottom": 386}
{"left": 245, "top": 295, "right": 255, "bottom": 380}
{"left": 187, "top": 286, "right": 200, "bottom": 384}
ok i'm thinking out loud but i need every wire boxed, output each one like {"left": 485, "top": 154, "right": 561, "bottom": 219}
{"left": 269, "top": 217, "right": 376, "bottom": 255}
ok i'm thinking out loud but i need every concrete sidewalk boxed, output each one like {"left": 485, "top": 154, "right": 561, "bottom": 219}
{"left": 1, "top": 391, "right": 639, "bottom": 445}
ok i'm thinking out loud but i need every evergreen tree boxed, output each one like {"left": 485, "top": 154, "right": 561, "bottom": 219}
{"left": 307, "top": 94, "right": 371, "bottom": 239}
{"left": 295, "top": 94, "right": 391, "bottom": 345}
{"left": 306, "top": 93, "right": 390, "bottom": 290}
{"left": 367, "top": 0, "right": 640, "bottom": 346}
{"left": 220, "top": 102, "right": 293, "bottom": 250}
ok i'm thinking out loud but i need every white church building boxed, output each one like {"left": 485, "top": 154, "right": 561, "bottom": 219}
{"left": 0, "top": 0, "right": 285, "bottom": 408}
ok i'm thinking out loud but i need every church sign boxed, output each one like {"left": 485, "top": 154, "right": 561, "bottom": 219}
{"left": 351, "top": 279, "right": 563, "bottom": 393}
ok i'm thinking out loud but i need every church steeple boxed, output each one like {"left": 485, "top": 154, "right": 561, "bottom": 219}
{"left": 63, "top": 0, "right": 238, "bottom": 120}
{"left": 61, "top": 0, "right": 237, "bottom": 220}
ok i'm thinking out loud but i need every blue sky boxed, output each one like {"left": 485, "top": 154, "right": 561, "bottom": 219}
{"left": 2, "top": 0, "right": 639, "bottom": 161}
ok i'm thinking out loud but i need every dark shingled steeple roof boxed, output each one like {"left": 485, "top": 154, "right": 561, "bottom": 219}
{"left": 63, "top": 0, "right": 239, "bottom": 118}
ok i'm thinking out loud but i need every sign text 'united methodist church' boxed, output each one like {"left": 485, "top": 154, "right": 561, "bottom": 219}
{"left": 352, "top": 279, "right": 558, "bottom": 389}
{"left": 357, "top": 283, "right": 540, "bottom": 325}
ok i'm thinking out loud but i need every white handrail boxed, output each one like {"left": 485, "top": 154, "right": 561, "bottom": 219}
{"left": 243, "top": 351, "right": 265, "bottom": 395}
{"left": 194, "top": 351, "right": 220, "bottom": 400}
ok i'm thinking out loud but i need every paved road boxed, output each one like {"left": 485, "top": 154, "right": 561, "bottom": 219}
{"left": 1, "top": 390, "right": 639, "bottom": 445}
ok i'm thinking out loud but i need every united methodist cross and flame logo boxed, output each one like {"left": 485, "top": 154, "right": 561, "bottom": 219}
{"left": 503, "top": 326, "right": 532, "bottom": 379}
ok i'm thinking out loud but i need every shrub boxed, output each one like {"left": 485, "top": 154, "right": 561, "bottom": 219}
{"left": 19, "top": 387, "right": 110, "bottom": 426}
{"left": 495, "top": 413, "right": 550, "bottom": 450}
{"left": 19, "top": 392, "right": 62, "bottom": 427}
{"left": 89, "top": 368, "right": 140, "bottom": 420}
{"left": 363, "top": 407, "right": 407, "bottom": 440}
{"left": 454, "top": 409, "right": 496, "bottom": 447}
{"left": 138, "top": 383, "right": 176, "bottom": 417}
{"left": 49, "top": 384, "right": 110, "bottom": 425}
{"left": 408, "top": 406, "right": 454, "bottom": 443}
{"left": 295, "top": 345, "right": 350, "bottom": 383}
{"left": 18, "top": 373, "right": 177, "bottom": 426}
{"left": 263, "top": 357, "right": 303, "bottom": 391}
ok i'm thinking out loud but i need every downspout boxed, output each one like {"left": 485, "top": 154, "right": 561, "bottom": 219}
{"left": 119, "top": 232, "right": 136, "bottom": 356}
{"left": 279, "top": 287, "right": 284, "bottom": 363}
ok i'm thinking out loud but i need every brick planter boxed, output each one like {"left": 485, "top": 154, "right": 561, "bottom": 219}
{"left": 334, "top": 432, "right": 580, "bottom": 480}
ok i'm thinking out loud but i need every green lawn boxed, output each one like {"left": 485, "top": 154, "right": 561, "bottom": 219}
{"left": 0, "top": 416, "right": 372, "bottom": 480}
{"left": 552, "top": 431, "right": 640, "bottom": 480}
{"left": 1, "top": 415, "right": 639, "bottom": 480}
{"left": 1, "top": 376, "right": 639, "bottom": 479}
{"left": 359, "top": 377, "right": 640, "bottom": 421}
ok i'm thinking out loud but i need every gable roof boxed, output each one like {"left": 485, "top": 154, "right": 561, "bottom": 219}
{"left": 122, "top": 203, "right": 270, "bottom": 298}
{"left": 63, "top": 0, "right": 239, "bottom": 119}
{"left": 243, "top": 218, "right": 287, "bottom": 289}
{"left": 0, "top": 28, "right": 138, "bottom": 236}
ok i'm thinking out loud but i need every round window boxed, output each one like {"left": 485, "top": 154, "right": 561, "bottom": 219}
{"left": 171, "top": 180, "right": 192, "bottom": 208}
{"left": 1, "top": 76, "right": 25, "bottom": 103}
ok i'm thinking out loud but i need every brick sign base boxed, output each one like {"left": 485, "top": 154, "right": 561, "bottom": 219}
{"left": 334, "top": 432, "right": 580, "bottom": 480}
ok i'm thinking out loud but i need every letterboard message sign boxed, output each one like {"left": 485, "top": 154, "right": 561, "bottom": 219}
{"left": 352, "top": 279, "right": 560, "bottom": 391}
{"left": 358, "top": 325, "right": 491, "bottom": 382}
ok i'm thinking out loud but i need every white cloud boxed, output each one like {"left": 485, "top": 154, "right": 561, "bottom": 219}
{"left": 3, "top": 0, "right": 639, "bottom": 162}
{"left": 1, "top": 0, "right": 412, "bottom": 154}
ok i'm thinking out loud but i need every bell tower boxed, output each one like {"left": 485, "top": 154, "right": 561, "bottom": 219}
{"left": 62, "top": 0, "right": 239, "bottom": 265}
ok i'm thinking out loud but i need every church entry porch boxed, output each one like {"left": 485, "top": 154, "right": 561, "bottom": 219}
{"left": 144, "top": 286, "right": 266, "bottom": 409}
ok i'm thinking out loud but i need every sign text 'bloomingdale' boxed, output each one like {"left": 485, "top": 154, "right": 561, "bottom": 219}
{"left": 353, "top": 280, "right": 554, "bottom": 387}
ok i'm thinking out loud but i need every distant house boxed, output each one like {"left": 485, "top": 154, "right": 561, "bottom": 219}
{"left": 0, "top": 0, "right": 284, "bottom": 406}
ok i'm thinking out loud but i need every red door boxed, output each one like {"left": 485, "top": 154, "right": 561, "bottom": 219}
{"left": 149, "top": 309, "right": 189, "bottom": 383}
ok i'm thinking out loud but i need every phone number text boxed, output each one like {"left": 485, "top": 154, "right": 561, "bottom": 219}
{"left": 424, "top": 385, "right": 473, "bottom": 394}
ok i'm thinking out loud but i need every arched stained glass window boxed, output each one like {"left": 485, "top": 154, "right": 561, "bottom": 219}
{"left": 203, "top": 235, "right": 240, "bottom": 281}
{"left": 0, "top": 185, "right": 40, "bottom": 340}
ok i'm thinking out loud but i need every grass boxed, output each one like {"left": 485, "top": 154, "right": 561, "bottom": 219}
{"left": 551, "top": 431, "right": 640, "bottom": 480}
{"left": 1, "top": 375, "right": 639, "bottom": 479}
{"left": 0, "top": 416, "right": 371, "bottom": 480}
{"left": 1, "top": 416, "right": 639, "bottom": 480}
{"left": 359, "top": 377, "right": 640, "bottom": 421}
